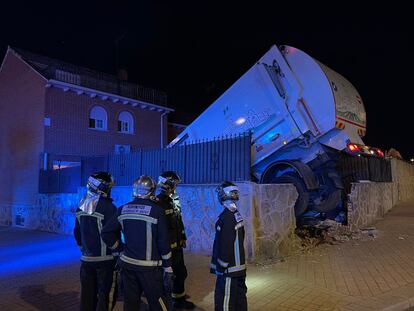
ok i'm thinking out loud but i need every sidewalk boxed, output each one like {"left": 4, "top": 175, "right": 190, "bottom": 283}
{"left": 1, "top": 201, "right": 414, "bottom": 310}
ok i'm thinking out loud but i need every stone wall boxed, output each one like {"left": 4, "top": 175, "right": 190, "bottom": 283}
{"left": 346, "top": 159, "right": 414, "bottom": 230}
{"left": 178, "top": 183, "right": 297, "bottom": 262}
{"left": 7, "top": 188, "right": 135, "bottom": 235}
{"left": 0, "top": 183, "right": 297, "bottom": 262}
{"left": 391, "top": 159, "right": 414, "bottom": 203}
{"left": 178, "top": 183, "right": 257, "bottom": 259}
{"left": 347, "top": 182, "right": 394, "bottom": 231}
{"left": 252, "top": 184, "right": 298, "bottom": 261}
{"left": 12, "top": 194, "right": 79, "bottom": 235}
{"left": 1, "top": 158, "right": 413, "bottom": 262}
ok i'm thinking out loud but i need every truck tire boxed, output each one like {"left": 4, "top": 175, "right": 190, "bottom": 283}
{"left": 273, "top": 173, "right": 309, "bottom": 217}
{"left": 311, "top": 171, "right": 343, "bottom": 213}
{"left": 313, "top": 189, "right": 342, "bottom": 213}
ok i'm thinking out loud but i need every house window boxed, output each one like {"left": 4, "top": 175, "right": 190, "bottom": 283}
{"left": 118, "top": 111, "right": 134, "bottom": 134}
{"left": 89, "top": 106, "right": 107, "bottom": 130}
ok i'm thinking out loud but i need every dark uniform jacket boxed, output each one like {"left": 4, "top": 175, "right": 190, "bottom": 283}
{"left": 210, "top": 207, "right": 246, "bottom": 277}
{"left": 101, "top": 197, "right": 172, "bottom": 270}
{"left": 74, "top": 197, "right": 119, "bottom": 262}
{"left": 156, "top": 193, "right": 187, "bottom": 251}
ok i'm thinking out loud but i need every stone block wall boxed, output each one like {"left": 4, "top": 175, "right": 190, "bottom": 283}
{"left": 177, "top": 183, "right": 256, "bottom": 259}
{"left": 11, "top": 194, "right": 80, "bottom": 235}
{"left": 178, "top": 183, "right": 297, "bottom": 262}
{"left": 1, "top": 158, "right": 413, "bottom": 263}
{"left": 347, "top": 182, "right": 393, "bottom": 231}
{"left": 252, "top": 184, "right": 298, "bottom": 261}
{"left": 391, "top": 159, "right": 414, "bottom": 203}
{"left": 0, "top": 183, "right": 297, "bottom": 262}
{"left": 347, "top": 159, "right": 414, "bottom": 230}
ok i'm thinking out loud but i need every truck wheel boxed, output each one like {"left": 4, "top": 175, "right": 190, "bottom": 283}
{"left": 273, "top": 173, "right": 309, "bottom": 217}
{"left": 311, "top": 172, "right": 343, "bottom": 213}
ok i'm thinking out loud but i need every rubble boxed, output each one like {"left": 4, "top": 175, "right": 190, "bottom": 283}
{"left": 294, "top": 220, "right": 379, "bottom": 253}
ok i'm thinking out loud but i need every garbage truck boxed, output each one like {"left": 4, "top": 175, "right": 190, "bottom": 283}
{"left": 169, "top": 44, "right": 386, "bottom": 223}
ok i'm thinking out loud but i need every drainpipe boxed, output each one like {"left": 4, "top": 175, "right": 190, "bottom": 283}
{"left": 160, "top": 111, "right": 169, "bottom": 148}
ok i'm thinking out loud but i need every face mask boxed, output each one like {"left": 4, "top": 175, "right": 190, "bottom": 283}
{"left": 79, "top": 192, "right": 100, "bottom": 215}
{"left": 223, "top": 200, "right": 237, "bottom": 211}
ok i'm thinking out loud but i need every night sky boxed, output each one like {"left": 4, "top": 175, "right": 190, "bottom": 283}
{"left": 1, "top": 2, "right": 412, "bottom": 157}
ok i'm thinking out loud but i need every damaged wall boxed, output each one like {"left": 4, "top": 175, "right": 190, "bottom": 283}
{"left": 347, "top": 182, "right": 393, "bottom": 231}
{"left": 1, "top": 158, "right": 413, "bottom": 261}
{"left": 347, "top": 158, "right": 414, "bottom": 230}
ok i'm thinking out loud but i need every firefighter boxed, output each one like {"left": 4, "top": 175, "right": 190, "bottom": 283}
{"left": 211, "top": 181, "right": 247, "bottom": 311}
{"left": 156, "top": 171, "right": 195, "bottom": 310}
{"left": 101, "top": 176, "right": 171, "bottom": 311}
{"left": 74, "top": 172, "right": 119, "bottom": 311}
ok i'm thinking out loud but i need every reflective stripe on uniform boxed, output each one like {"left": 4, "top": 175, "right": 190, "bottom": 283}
{"left": 110, "top": 240, "right": 119, "bottom": 250}
{"left": 234, "top": 229, "right": 240, "bottom": 267}
{"left": 81, "top": 255, "right": 114, "bottom": 262}
{"left": 118, "top": 214, "right": 158, "bottom": 224}
{"left": 235, "top": 222, "right": 244, "bottom": 230}
{"left": 226, "top": 264, "right": 246, "bottom": 273}
{"left": 172, "top": 291, "right": 186, "bottom": 298}
{"left": 146, "top": 222, "right": 152, "bottom": 260}
{"left": 171, "top": 242, "right": 177, "bottom": 249}
{"left": 211, "top": 263, "right": 217, "bottom": 270}
{"left": 159, "top": 297, "right": 168, "bottom": 311}
{"left": 108, "top": 270, "right": 117, "bottom": 310}
{"left": 119, "top": 218, "right": 124, "bottom": 230}
{"left": 217, "top": 258, "right": 229, "bottom": 268}
{"left": 162, "top": 252, "right": 172, "bottom": 260}
{"left": 76, "top": 211, "right": 104, "bottom": 219}
{"left": 120, "top": 254, "right": 162, "bottom": 267}
{"left": 97, "top": 218, "right": 106, "bottom": 257}
{"left": 223, "top": 277, "right": 231, "bottom": 311}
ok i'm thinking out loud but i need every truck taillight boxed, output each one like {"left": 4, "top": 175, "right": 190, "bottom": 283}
{"left": 376, "top": 149, "right": 385, "bottom": 157}
{"left": 347, "top": 143, "right": 360, "bottom": 153}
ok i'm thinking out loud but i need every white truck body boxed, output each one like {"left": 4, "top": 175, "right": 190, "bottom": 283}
{"left": 169, "top": 45, "right": 367, "bottom": 182}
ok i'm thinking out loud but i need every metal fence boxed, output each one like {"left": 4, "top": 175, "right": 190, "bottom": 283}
{"left": 337, "top": 153, "right": 393, "bottom": 194}
{"left": 39, "top": 133, "right": 252, "bottom": 193}
{"left": 39, "top": 167, "right": 81, "bottom": 193}
{"left": 51, "top": 67, "right": 168, "bottom": 106}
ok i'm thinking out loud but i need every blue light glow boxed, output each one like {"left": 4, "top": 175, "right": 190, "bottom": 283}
{"left": 235, "top": 117, "right": 246, "bottom": 125}
{"left": 0, "top": 234, "right": 80, "bottom": 278}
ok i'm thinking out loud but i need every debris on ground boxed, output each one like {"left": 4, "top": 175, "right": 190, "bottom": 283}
{"left": 294, "top": 220, "right": 380, "bottom": 253}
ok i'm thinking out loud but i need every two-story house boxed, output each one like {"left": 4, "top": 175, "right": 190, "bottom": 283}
{"left": 0, "top": 46, "right": 173, "bottom": 219}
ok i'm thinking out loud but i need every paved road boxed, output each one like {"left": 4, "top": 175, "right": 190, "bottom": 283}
{"left": 1, "top": 201, "right": 414, "bottom": 310}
